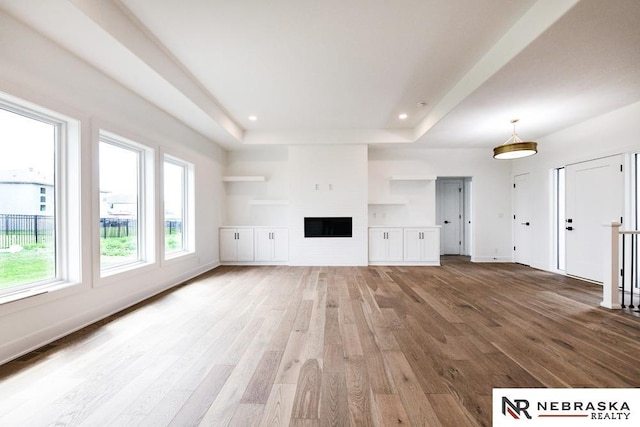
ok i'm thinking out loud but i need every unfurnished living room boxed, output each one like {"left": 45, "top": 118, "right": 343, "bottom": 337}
{"left": 1, "top": 0, "right": 640, "bottom": 426}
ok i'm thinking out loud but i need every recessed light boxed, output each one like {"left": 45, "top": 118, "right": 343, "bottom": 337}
{"left": 399, "top": 113, "right": 408, "bottom": 120}
{"left": 248, "top": 115, "right": 258, "bottom": 121}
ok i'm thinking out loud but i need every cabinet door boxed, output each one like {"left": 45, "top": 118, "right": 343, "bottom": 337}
{"left": 254, "top": 229, "right": 272, "bottom": 261}
{"left": 386, "top": 229, "right": 403, "bottom": 261}
{"left": 236, "top": 229, "right": 254, "bottom": 261}
{"left": 368, "top": 229, "right": 387, "bottom": 262}
{"left": 220, "top": 229, "right": 238, "bottom": 261}
{"left": 272, "top": 228, "right": 289, "bottom": 261}
{"left": 421, "top": 229, "right": 440, "bottom": 262}
{"left": 404, "top": 228, "right": 440, "bottom": 262}
{"left": 403, "top": 229, "right": 423, "bottom": 262}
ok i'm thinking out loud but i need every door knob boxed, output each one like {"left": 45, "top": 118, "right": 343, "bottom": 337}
{"left": 444, "top": 220, "right": 450, "bottom": 224}
{"left": 521, "top": 222, "right": 530, "bottom": 226}
{"left": 566, "top": 226, "right": 574, "bottom": 231}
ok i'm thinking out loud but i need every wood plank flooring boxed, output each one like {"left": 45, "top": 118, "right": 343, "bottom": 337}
{"left": 1, "top": 257, "right": 640, "bottom": 426}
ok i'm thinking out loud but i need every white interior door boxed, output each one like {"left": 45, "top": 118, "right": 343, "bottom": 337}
{"left": 513, "top": 173, "right": 532, "bottom": 265}
{"left": 565, "top": 155, "right": 624, "bottom": 282}
{"left": 438, "top": 179, "right": 463, "bottom": 255}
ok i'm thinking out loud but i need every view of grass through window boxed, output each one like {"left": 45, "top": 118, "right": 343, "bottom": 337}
{"left": 99, "top": 139, "right": 140, "bottom": 270}
{"left": 0, "top": 107, "right": 56, "bottom": 291}
{"left": 164, "top": 159, "right": 185, "bottom": 255}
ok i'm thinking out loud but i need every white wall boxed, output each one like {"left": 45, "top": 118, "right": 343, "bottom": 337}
{"left": 368, "top": 159, "right": 436, "bottom": 226}
{"left": 512, "top": 101, "right": 640, "bottom": 272}
{"left": 223, "top": 146, "right": 513, "bottom": 264}
{"left": 369, "top": 147, "right": 513, "bottom": 262}
{"left": 223, "top": 147, "right": 289, "bottom": 226}
{"left": 289, "top": 145, "right": 369, "bottom": 266}
{"left": 222, "top": 145, "right": 370, "bottom": 265}
{"left": 0, "top": 11, "right": 224, "bottom": 364}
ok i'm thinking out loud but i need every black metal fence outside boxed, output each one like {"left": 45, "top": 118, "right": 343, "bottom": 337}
{"left": 1, "top": 214, "right": 183, "bottom": 249}
{"left": 99, "top": 219, "right": 182, "bottom": 238}
{"left": 0, "top": 214, "right": 54, "bottom": 249}
{"left": 165, "top": 220, "right": 182, "bottom": 235}
{"left": 100, "top": 218, "right": 137, "bottom": 239}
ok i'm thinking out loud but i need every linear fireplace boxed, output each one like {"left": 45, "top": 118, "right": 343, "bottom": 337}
{"left": 304, "top": 217, "right": 352, "bottom": 238}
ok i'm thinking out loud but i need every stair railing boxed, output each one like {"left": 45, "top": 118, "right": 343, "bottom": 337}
{"left": 602, "top": 221, "right": 640, "bottom": 310}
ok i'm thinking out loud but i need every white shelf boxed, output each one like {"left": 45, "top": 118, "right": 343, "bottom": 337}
{"left": 368, "top": 199, "right": 408, "bottom": 205}
{"left": 249, "top": 199, "right": 289, "bottom": 206}
{"left": 222, "top": 175, "right": 266, "bottom": 182}
{"left": 390, "top": 175, "right": 436, "bottom": 181}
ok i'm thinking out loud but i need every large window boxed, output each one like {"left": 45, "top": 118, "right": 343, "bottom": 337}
{"left": 99, "top": 132, "right": 153, "bottom": 273}
{"left": 0, "top": 96, "right": 80, "bottom": 299}
{"left": 163, "top": 155, "right": 194, "bottom": 258}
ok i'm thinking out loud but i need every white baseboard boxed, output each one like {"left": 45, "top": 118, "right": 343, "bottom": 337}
{"left": 471, "top": 256, "right": 513, "bottom": 263}
{"left": 368, "top": 261, "right": 440, "bottom": 266}
{"left": 220, "top": 261, "right": 289, "bottom": 266}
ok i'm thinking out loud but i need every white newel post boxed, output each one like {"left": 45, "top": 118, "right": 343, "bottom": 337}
{"left": 601, "top": 221, "right": 621, "bottom": 309}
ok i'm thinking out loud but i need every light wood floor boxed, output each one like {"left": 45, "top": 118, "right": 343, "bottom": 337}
{"left": 1, "top": 257, "right": 640, "bottom": 426}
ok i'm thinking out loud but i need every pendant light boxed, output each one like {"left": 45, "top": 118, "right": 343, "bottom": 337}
{"left": 493, "top": 119, "right": 538, "bottom": 160}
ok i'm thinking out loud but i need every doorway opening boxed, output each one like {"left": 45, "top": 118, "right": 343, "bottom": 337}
{"left": 436, "top": 177, "right": 472, "bottom": 256}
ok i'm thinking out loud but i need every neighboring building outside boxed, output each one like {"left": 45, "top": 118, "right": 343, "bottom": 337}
{"left": 100, "top": 191, "right": 136, "bottom": 219}
{"left": 0, "top": 169, "right": 53, "bottom": 216}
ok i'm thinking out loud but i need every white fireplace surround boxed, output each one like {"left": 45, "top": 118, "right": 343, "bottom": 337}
{"left": 288, "top": 145, "right": 369, "bottom": 266}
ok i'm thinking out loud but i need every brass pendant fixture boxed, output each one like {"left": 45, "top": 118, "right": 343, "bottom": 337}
{"left": 493, "top": 119, "right": 538, "bottom": 160}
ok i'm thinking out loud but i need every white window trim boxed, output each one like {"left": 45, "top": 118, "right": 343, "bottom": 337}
{"left": 551, "top": 167, "right": 565, "bottom": 273}
{"left": 96, "top": 130, "right": 155, "bottom": 284}
{"left": 0, "top": 93, "right": 81, "bottom": 305}
{"left": 161, "top": 151, "right": 195, "bottom": 262}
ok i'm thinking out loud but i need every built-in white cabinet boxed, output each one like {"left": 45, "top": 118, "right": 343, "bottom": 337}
{"left": 220, "top": 227, "right": 288, "bottom": 264}
{"left": 255, "top": 228, "right": 289, "bottom": 262}
{"left": 368, "top": 228, "right": 403, "bottom": 262}
{"left": 404, "top": 228, "right": 440, "bottom": 263}
{"left": 219, "top": 227, "right": 254, "bottom": 262}
{"left": 369, "top": 226, "right": 440, "bottom": 265}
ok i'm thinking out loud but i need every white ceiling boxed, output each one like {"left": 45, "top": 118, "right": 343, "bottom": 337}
{"left": 1, "top": 0, "right": 639, "bottom": 150}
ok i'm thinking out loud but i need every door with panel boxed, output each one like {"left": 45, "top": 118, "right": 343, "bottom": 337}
{"left": 437, "top": 179, "right": 463, "bottom": 255}
{"left": 513, "top": 173, "right": 532, "bottom": 265}
{"left": 565, "top": 155, "right": 624, "bottom": 282}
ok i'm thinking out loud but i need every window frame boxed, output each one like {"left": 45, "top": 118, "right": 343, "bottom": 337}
{"left": 97, "top": 130, "right": 155, "bottom": 281}
{"left": 162, "top": 152, "right": 195, "bottom": 261}
{"left": 0, "top": 93, "right": 81, "bottom": 304}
